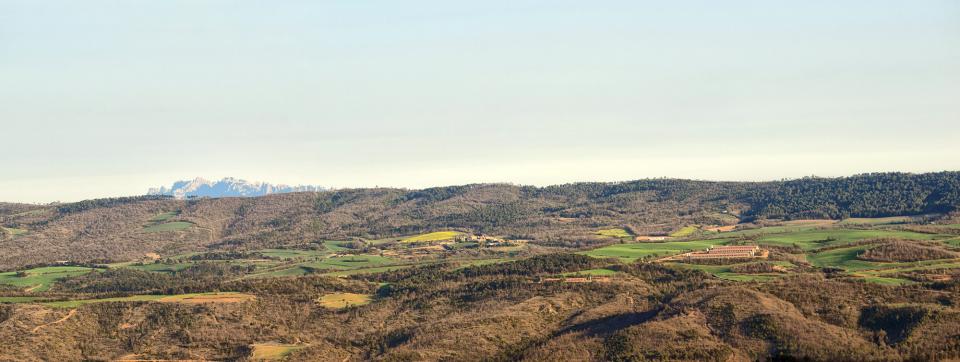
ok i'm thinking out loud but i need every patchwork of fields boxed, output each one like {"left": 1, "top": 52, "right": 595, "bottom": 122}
{"left": 583, "top": 220, "right": 958, "bottom": 284}
{"left": 1, "top": 217, "right": 958, "bottom": 309}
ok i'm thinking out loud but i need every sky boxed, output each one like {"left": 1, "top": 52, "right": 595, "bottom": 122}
{"left": 1, "top": 1, "right": 959, "bottom": 203}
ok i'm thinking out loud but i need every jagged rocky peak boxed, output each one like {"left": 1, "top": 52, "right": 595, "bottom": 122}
{"left": 148, "top": 177, "right": 325, "bottom": 199}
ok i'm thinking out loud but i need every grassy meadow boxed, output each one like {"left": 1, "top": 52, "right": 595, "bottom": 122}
{"left": 582, "top": 238, "right": 728, "bottom": 262}
{"left": 669, "top": 225, "right": 699, "bottom": 237}
{"left": 401, "top": 231, "right": 462, "bottom": 243}
{"left": 750, "top": 229, "right": 944, "bottom": 250}
{"left": 1, "top": 226, "right": 28, "bottom": 237}
{"left": 562, "top": 268, "right": 617, "bottom": 276}
{"left": 148, "top": 211, "right": 179, "bottom": 222}
{"left": 0, "top": 266, "right": 98, "bottom": 292}
{"left": 0, "top": 296, "right": 51, "bottom": 303}
{"left": 597, "top": 228, "right": 632, "bottom": 238}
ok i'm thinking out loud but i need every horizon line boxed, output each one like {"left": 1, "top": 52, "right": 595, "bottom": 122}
{"left": 8, "top": 169, "right": 957, "bottom": 205}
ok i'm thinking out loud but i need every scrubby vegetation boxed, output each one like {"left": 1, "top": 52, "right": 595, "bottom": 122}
{"left": 0, "top": 172, "right": 959, "bottom": 360}
{"left": 1, "top": 172, "right": 958, "bottom": 270}
{"left": 857, "top": 241, "right": 957, "bottom": 262}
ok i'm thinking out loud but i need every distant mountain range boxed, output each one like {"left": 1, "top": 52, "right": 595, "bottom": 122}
{"left": 147, "top": 177, "right": 325, "bottom": 199}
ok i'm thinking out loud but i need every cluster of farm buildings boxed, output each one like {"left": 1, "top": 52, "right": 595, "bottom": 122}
{"left": 682, "top": 245, "right": 766, "bottom": 260}
{"left": 540, "top": 276, "right": 612, "bottom": 283}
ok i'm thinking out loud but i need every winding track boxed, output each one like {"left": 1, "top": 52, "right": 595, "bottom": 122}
{"left": 31, "top": 309, "right": 77, "bottom": 333}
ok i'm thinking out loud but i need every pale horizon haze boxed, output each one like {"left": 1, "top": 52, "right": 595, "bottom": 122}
{"left": 2, "top": 1, "right": 959, "bottom": 203}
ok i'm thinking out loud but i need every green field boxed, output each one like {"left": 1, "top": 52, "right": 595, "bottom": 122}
{"left": 321, "top": 265, "right": 413, "bottom": 277}
{"left": 148, "top": 211, "right": 179, "bottom": 222}
{"left": 718, "top": 225, "right": 825, "bottom": 238}
{"left": 562, "top": 268, "right": 617, "bottom": 276}
{"left": 597, "top": 228, "right": 632, "bottom": 238}
{"left": 806, "top": 245, "right": 881, "bottom": 271}
{"left": 670, "top": 225, "right": 699, "bottom": 238}
{"left": 322, "top": 241, "right": 352, "bottom": 252}
{"left": 126, "top": 262, "right": 194, "bottom": 273}
{"left": 752, "top": 229, "right": 944, "bottom": 250}
{"left": 804, "top": 243, "right": 959, "bottom": 285}
{"left": 582, "top": 239, "right": 728, "bottom": 261}
{"left": 125, "top": 259, "right": 283, "bottom": 275}
{"left": 401, "top": 231, "right": 462, "bottom": 243}
{"left": 303, "top": 255, "right": 395, "bottom": 270}
{"left": 0, "top": 266, "right": 98, "bottom": 292}
{"left": 253, "top": 266, "right": 316, "bottom": 278}
{"left": 258, "top": 248, "right": 327, "bottom": 259}
{"left": 255, "top": 254, "right": 398, "bottom": 278}
{"left": 857, "top": 260, "right": 960, "bottom": 276}
{"left": 9, "top": 209, "right": 48, "bottom": 217}
{"left": 142, "top": 221, "right": 193, "bottom": 233}
{"left": 0, "top": 296, "right": 51, "bottom": 303}
{"left": 1, "top": 226, "right": 28, "bottom": 237}
{"left": 943, "top": 237, "right": 960, "bottom": 247}
{"left": 257, "top": 242, "right": 349, "bottom": 257}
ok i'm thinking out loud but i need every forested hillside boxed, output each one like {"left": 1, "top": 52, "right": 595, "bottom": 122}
{"left": 740, "top": 172, "right": 960, "bottom": 220}
{"left": 1, "top": 172, "right": 957, "bottom": 269}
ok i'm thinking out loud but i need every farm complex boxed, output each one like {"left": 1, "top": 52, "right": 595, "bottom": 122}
{"left": 683, "top": 245, "right": 765, "bottom": 260}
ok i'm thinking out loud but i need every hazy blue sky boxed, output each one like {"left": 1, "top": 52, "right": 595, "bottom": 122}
{"left": 2, "top": 1, "right": 959, "bottom": 202}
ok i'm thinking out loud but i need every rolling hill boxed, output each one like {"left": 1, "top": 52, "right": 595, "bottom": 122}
{"left": 0, "top": 172, "right": 957, "bottom": 270}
